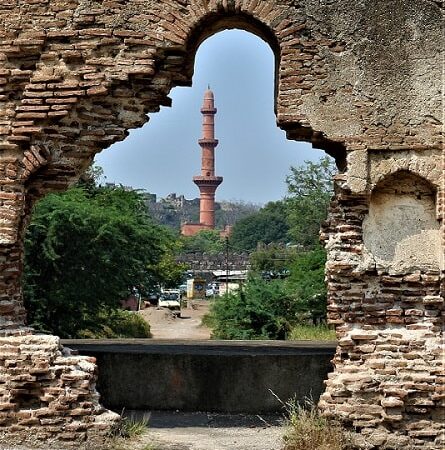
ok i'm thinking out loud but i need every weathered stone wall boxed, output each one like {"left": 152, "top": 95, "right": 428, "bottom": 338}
{"left": 0, "top": 0, "right": 443, "bottom": 448}
{"left": 177, "top": 251, "right": 251, "bottom": 271}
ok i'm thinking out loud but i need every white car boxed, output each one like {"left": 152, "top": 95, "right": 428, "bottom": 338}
{"left": 158, "top": 290, "right": 181, "bottom": 316}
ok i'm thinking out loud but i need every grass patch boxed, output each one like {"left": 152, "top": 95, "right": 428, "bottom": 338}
{"left": 106, "top": 414, "right": 159, "bottom": 450}
{"left": 115, "top": 415, "right": 149, "bottom": 438}
{"left": 288, "top": 324, "right": 336, "bottom": 341}
{"left": 282, "top": 399, "right": 350, "bottom": 450}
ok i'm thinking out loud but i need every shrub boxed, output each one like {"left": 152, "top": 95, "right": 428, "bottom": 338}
{"left": 286, "top": 245, "right": 327, "bottom": 324}
{"left": 78, "top": 310, "right": 151, "bottom": 339}
{"left": 209, "top": 277, "right": 296, "bottom": 340}
{"left": 108, "top": 310, "right": 151, "bottom": 338}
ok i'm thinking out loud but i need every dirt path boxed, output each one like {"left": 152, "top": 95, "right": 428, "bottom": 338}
{"left": 139, "top": 300, "right": 211, "bottom": 340}
{"left": 126, "top": 411, "right": 285, "bottom": 450}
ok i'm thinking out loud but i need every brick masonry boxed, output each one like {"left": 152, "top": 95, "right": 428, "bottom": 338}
{"left": 0, "top": 0, "right": 443, "bottom": 448}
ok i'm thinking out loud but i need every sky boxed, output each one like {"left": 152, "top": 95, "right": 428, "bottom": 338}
{"left": 95, "top": 30, "right": 324, "bottom": 205}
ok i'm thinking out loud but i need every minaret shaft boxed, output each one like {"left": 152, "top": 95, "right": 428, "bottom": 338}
{"left": 193, "top": 89, "right": 223, "bottom": 229}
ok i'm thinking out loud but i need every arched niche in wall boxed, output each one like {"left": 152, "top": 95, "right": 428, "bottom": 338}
{"left": 363, "top": 171, "right": 441, "bottom": 275}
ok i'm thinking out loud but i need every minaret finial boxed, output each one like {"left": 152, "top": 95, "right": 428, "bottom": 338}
{"left": 208, "top": 83, "right": 210, "bottom": 90}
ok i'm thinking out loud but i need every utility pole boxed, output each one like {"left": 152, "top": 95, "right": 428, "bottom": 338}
{"left": 225, "top": 236, "right": 229, "bottom": 295}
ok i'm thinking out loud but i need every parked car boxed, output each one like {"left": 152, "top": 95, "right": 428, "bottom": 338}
{"left": 158, "top": 289, "right": 181, "bottom": 317}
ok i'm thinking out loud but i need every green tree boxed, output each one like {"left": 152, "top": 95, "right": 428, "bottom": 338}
{"left": 285, "top": 157, "right": 335, "bottom": 249}
{"left": 147, "top": 232, "right": 187, "bottom": 288}
{"left": 286, "top": 245, "right": 327, "bottom": 324}
{"left": 229, "top": 201, "right": 289, "bottom": 251}
{"left": 207, "top": 245, "right": 329, "bottom": 339}
{"left": 23, "top": 184, "right": 180, "bottom": 338}
{"left": 181, "top": 229, "right": 224, "bottom": 254}
{"left": 249, "top": 243, "right": 297, "bottom": 276}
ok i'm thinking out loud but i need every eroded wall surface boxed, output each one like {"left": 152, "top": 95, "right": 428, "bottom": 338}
{"left": 0, "top": 0, "right": 443, "bottom": 448}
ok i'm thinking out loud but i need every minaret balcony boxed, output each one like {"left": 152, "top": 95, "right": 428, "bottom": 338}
{"left": 201, "top": 107, "right": 217, "bottom": 114}
{"left": 198, "top": 138, "right": 218, "bottom": 147}
{"left": 193, "top": 176, "right": 223, "bottom": 187}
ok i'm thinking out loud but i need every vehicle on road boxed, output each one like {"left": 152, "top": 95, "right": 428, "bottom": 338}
{"left": 158, "top": 289, "right": 181, "bottom": 317}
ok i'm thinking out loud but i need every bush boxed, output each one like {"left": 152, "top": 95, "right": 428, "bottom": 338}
{"left": 209, "top": 277, "right": 296, "bottom": 340}
{"left": 77, "top": 310, "right": 151, "bottom": 339}
{"left": 108, "top": 310, "right": 151, "bottom": 338}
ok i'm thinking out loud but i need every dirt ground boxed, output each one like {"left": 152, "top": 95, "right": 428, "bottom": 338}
{"left": 125, "top": 411, "right": 286, "bottom": 450}
{"left": 139, "top": 300, "right": 211, "bottom": 340}
{"left": 124, "top": 303, "right": 286, "bottom": 450}
{"left": 14, "top": 302, "right": 291, "bottom": 450}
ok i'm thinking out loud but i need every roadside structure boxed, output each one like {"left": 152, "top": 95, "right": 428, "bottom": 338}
{"left": 0, "top": 1, "right": 443, "bottom": 449}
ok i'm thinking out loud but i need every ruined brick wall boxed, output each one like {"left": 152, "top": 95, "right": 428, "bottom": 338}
{"left": 0, "top": 334, "right": 118, "bottom": 448}
{"left": 320, "top": 161, "right": 443, "bottom": 449}
{"left": 0, "top": 0, "right": 443, "bottom": 448}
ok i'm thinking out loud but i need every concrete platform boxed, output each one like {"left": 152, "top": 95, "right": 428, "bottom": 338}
{"left": 62, "top": 339, "right": 336, "bottom": 414}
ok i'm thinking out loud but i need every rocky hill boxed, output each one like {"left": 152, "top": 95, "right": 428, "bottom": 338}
{"left": 144, "top": 193, "right": 260, "bottom": 230}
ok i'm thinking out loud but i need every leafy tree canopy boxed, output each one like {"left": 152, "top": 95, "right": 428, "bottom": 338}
{"left": 286, "top": 244, "right": 327, "bottom": 324}
{"left": 24, "top": 184, "right": 181, "bottom": 338}
{"left": 181, "top": 229, "right": 225, "bottom": 255}
{"left": 285, "top": 156, "right": 335, "bottom": 249}
{"left": 249, "top": 243, "right": 298, "bottom": 275}
{"left": 229, "top": 201, "right": 289, "bottom": 251}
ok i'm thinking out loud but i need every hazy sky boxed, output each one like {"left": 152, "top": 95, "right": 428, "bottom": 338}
{"left": 95, "top": 30, "right": 324, "bottom": 204}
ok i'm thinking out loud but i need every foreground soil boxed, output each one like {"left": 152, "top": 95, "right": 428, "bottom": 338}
{"left": 139, "top": 300, "right": 211, "bottom": 340}
{"left": 126, "top": 410, "right": 285, "bottom": 450}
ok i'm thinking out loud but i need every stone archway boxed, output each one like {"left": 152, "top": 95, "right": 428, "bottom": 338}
{"left": 0, "top": 1, "right": 443, "bottom": 448}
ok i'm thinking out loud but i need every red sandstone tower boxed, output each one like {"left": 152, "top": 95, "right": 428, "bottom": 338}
{"left": 194, "top": 88, "right": 223, "bottom": 228}
{"left": 181, "top": 88, "right": 223, "bottom": 236}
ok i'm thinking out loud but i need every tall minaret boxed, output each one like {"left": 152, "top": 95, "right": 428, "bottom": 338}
{"left": 193, "top": 88, "right": 223, "bottom": 228}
